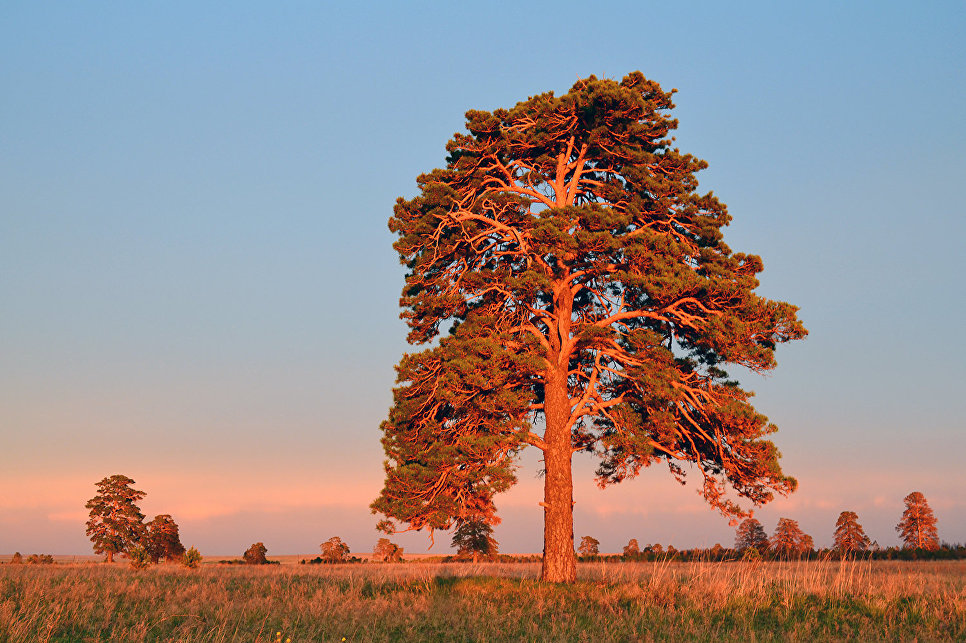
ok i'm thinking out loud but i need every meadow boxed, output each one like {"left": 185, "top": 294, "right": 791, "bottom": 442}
{"left": 1, "top": 559, "right": 964, "bottom": 642}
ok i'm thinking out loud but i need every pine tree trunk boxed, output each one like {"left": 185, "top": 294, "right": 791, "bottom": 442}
{"left": 540, "top": 366, "right": 576, "bottom": 583}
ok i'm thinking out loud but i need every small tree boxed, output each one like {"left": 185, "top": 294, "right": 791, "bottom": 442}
{"left": 144, "top": 514, "right": 186, "bottom": 563}
{"left": 182, "top": 546, "right": 203, "bottom": 569}
{"left": 577, "top": 536, "right": 600, "bottom": 557}
{"left": 735, "top": 518, "right": 769, "bottom": 552}
{"left": 372, "top": 538, "right": 404, "bottom": 563}
{"left": 320, "top": 537, "right": 351, "bottom": 563}
{"left": 85, "top": 474, "right": 146, "bottom": 563}
{"left": 243, "top": 542, "right": 269, "bottom": 565}
{"left": 10, "top": 552, "right": 23, "bottom": 564}
{"left": 451, "top": 517, "right": 498, "bottom": 563}
{"left": 833, "top": 511, "right": 871, "bottom": 554}
{"left": 622, "top": 538, "right": 640, "bottom": 557}
{"left": 896, "top": 491, "right": 939, "bottom": 550}
{"left": 770, "top": 518, "right": 812, "bottom": 558}
{"left": 128, "top": 544, "right": 152, "bottom": 570}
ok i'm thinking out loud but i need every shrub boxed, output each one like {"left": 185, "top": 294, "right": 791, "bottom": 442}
{"left": 25, "top": 554, "right": 54, "bottom": 565}
{"left": 128, "top": 545, "right": 152, "bottom": 570}
{"left": 243, "top": 542, "right": 269, "bottom": 565}
{"left": 182, "top": 546, "right": 203, "bottom": 569}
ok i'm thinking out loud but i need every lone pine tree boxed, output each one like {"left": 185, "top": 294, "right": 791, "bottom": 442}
{"left": 372, "top": 72, "right": 807, "bottom": 582}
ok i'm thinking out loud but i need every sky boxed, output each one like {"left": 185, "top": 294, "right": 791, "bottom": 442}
{"left": 1, "top": 1, "right": 964, "bottom": 556}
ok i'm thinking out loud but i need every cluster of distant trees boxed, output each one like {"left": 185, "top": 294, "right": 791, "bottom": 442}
{"left": 238, "top": 537, "right": 399, "bottom": 566}
{"left": 5, "top": 553, "right": 55, "bottom": 565}
{"left": 579, "top": 491, "right": 961, "bottom": 561}
{"left": 84, "top": 474, "right": 201, "bottom": 568}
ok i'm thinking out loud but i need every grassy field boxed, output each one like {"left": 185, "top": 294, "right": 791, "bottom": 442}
{"left": 1, "top": 559, "right": 964, "bottom": 642}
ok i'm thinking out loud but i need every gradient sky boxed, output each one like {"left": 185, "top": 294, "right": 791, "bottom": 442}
{"left": 2, "top": 1, "right": 964, "bottom": 556}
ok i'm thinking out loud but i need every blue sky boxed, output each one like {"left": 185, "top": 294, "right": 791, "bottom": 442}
{"left": 1, "top": 1, "right": 964, "bottom": 555}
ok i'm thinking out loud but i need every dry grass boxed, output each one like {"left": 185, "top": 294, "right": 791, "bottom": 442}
{"left": 1, "top": 559, "right": 964, "bottom": 641}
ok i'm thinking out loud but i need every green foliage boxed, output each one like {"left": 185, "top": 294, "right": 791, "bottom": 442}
{"left": 181, "top": 546, "right": 203, "bottom": 569}
{"left": 375, "top": 72, "right": 807, "bottom": 560}
{"left": 243, "top": 542, "right": 269, "bottom": 565}
{"left": 451, "top": 518, "right": 499, "bottom": 561}
{"left": 742, "top": 546, "right": 762, "bottom": 562}
{"left": 128, "top": 545, "right": 152, "bottom": 570}
{"left": 85, "top": 474, "right": 146, "bottom": 563}
{"left": 3, "top": 563, "right": 965, "bottom": 641}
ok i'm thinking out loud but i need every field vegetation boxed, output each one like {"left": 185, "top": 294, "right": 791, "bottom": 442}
{"left": 1, "top": 559, "right": 964, "bottom": 641}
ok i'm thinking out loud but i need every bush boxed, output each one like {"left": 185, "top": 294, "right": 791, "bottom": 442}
{"left": 128, "top": 545, "right": 152, "bottom": 570}
{"left": 243, "top": 542, "right": 269, "bottom": 565}
{"left": 25, "top": 554, "right": 54, "bottom": 565}
{"left": 182, "top": 546, "right": 203, "bottom": 569}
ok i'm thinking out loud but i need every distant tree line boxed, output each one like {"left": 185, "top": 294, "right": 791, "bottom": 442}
{"left": 578, "top": 491, "right": 961, "bottom": 562}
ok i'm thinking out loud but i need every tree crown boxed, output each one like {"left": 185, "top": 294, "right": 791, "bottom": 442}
{"left": 896, "top": 491, "right": 939, "bottom": 550}
{"left": 85, "top": 474, "right": 147, "bottom": 559}
{"left": 374, "top": 73, "right": 806, "bottom": 571}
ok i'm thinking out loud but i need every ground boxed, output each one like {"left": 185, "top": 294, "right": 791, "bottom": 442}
{"left": 1, "top": 559, "right": 964, "bottom": 641}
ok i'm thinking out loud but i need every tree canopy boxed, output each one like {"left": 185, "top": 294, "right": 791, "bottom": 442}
{"left": 85, "top": 474, "right": 146, "bottom": 563}
{"left": 833, "top": 511, "right": 871, "bottom": 554}
{"left": 896, "top": 491, "right": 939, "bottom": 550}
{"left": 373, "top": 71, "right": 806, "bottom": 582}
{"left": 770, "top": 518, "right": 812, "bottom": 558}
{"left": 144, "top": 514, "right": 186, "bottom": 563}
{"left": 734, "top": 517, "right": 769, "bottom": 552}
{"left": 320, "top": 537, "right": 351, "bottom": 563}
{"left": 451, "top": 517, "right": 499, "bottom": 562}
{"left": 578, "top": 536, "right": 600, "bottom": 556}
{"left": 373, "top": 538, "right": 404, "bottom": 563}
